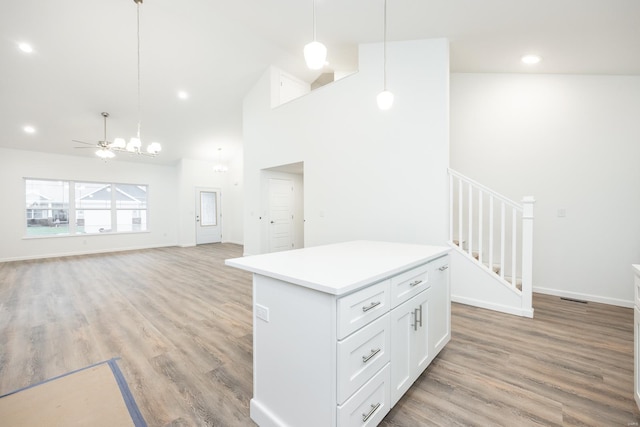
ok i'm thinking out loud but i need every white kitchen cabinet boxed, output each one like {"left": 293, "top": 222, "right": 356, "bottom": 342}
{"left": 226, "top": 241, "right": 450, "bottom": 427}
{"left": 390, "top": 288, "right": 431, "bottom": 405}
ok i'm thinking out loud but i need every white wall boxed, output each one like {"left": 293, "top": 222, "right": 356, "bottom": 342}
{"left": 176, "top": 154, "right": 244, "bottom": 247}
{"left": 242, "top": 39, "right": 450, "bottom": 256}
{"left": 450, "top": 73, "right": 640, "bottom": 306}
{"left": 0, "top": 147, "right": 178, "bottom": 261}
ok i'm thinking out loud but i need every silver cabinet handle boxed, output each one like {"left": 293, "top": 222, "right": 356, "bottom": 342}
{"left": 362, "top": 301, "right": 381, "bottom": 312}
{"left": 362, "top": 402, "right": 381, "bottom": 422}
{"left": 438, "top": 265, "right": 449, "bottom": 271}
{"left": 411, "top": 306, "right": 423, "bottom": 331}
{"left": 409, "top": 279, "right": 423, "bottom": 287}
{"left": 362, "top": 348, "right": 381, "bottom": 363}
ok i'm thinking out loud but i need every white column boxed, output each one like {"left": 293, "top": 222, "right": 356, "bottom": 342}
{"left": 449, "top": 173, "right": 453, "bottom": 242}
{"left": 521, "top": 196, "right": 535, "bottom": 317}
{"left": 468, "top": 183, "right": 473, "bottom": 257}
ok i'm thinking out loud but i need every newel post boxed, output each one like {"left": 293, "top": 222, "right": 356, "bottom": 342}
{"left": 521, "top": 196, "right": 535, "bottom": 317}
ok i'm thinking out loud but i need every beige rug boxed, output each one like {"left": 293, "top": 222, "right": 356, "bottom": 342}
{"left": 0, "top": 359, "right": 146, "bottom": 427}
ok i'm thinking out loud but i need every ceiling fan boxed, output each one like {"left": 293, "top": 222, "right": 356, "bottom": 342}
{"left": 73, "top": 112, "right": 119, "bottom": 159}
{"left": 73, "top": 111, "right": 161, "bottom": 159}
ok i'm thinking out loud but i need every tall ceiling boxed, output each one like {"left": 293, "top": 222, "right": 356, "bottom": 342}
{"left": 2, "top": 0, "right": 638, "bottom": 165}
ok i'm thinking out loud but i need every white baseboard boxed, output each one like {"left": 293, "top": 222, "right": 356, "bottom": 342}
{"left": 533, "top": 286, "right": 633, "bottom": 308}
{"left": 452, "top": 295, "right": 534, "bottom": 318}
{"left": 222, "top": 239, "right": 244, "bottom": 246}
{"left": 0, "top": 243, "right": 176, "bottom": 263}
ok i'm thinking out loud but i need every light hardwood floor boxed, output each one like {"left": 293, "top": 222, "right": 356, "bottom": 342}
{"left": 1, "top": 243, "right": 639, "bottom": 426}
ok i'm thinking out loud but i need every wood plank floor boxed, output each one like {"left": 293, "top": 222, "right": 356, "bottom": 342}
{"left": 1, "top": 243, "right": 639, "bottom": 426}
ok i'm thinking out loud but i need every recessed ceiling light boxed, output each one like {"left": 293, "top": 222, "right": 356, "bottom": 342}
{"left": 521, "top": 54, "right": 541, "bottom": 65}
{"left": 177, "top": 90, "right": 189, "bottom": 100}
{"left": 23, "top": 125, "right": 36, "bottom": 134}
{"left": 18, "top": 42, "right": 33, "bottom": 53}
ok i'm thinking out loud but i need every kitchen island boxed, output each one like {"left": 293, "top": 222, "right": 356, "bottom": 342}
{"left": 226, "top": 241, "right": 450, "bottom": 427}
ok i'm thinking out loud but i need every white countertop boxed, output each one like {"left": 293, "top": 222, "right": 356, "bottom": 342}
{"left": 225, "top": 240, "right": 450, "bottom": 296}
{"left": 634, "top": 264, "right": 640, "bottom": 275}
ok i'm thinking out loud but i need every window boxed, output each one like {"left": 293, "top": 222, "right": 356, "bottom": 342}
{"left": 115, "top": 184, "right": 147, "bottom": 232}
{"left": 25, "top": 180, "right": 70, "bottom": 236}
{"left": 200, "top": 191, "right": 217, "bottom": 226}
{"left": 24, "top": 179, "right": 149, "bottom": 237}
{"left": 76, "top": 182, "right": 112, "bottom": 233}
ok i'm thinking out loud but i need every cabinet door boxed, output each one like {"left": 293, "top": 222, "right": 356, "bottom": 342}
{"left": 390, "top": 289, "right": 430, "bottom": 406}
{"left": 429, "top": 255, "right": 450, "bottom": 360}
{"left": 412, "top": 291, "right": 430, "bottom": 374}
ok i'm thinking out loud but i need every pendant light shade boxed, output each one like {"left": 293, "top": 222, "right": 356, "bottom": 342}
{"left": 377, "top": 0, "right": 393, "bottom": 110}
{"left": 377, "top": 90, "right": 394, "bottom": 110}
{"left": 304, "top": 41, "right": 327, "bottom": 70}
{"left": 304, "top": 0, "right": 326, "bottom": 70}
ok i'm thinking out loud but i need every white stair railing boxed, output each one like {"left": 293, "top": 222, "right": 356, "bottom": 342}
{"left": 448, "top": 168, "right": 534, "bottom": 314}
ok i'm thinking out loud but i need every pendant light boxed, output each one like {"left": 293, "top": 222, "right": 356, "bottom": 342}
{"left": 377, "top": 0, "right": 394, "bottom": 110}
{"left": 303, "top": 0, "right": 327, "bottom": 70}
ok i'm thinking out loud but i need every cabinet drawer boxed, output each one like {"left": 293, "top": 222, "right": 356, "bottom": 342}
{"left": 338, "top": 280, "right": 390, "bottom": 339}
{"left": 337, "top": 314, "right": 390, "bottom": 404}
{"left": 337, "top": 363, "right": 390, "bottom": 427}
{"left": 390, "top": 263, "right": 430, "bottom": 308}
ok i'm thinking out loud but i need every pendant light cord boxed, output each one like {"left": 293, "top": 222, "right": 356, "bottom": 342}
{"left": 383, "top": 0, "right": 387, "bottom": 91}
{"left": 136, "top": 1, "right": 141, "bottom": 139}
{"left": 312, "top": 0, "right": 317, "bottom": 41}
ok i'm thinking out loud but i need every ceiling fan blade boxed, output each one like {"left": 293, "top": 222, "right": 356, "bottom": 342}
{"left": 72, "top": 139, "right": 95, "bottom": 146}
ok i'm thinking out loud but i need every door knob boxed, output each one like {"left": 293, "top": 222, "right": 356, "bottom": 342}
{"left": 270, "top": 221, "right": 274, "bottom": 224}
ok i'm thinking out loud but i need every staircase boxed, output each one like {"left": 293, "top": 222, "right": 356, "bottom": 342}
{"left": 448, "top": 168, "right": 535, "bottom": 318}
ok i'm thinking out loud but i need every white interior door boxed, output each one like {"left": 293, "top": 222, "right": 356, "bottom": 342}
{"left": 268, "top": 178, "right": 293, "bottom": 252}
{"left": 196, "top": 188, "right": 221, "bottom": 244}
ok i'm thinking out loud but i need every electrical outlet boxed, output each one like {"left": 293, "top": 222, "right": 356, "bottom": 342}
{"left": 256, "top": 304, "right": 269, "bottom": 322}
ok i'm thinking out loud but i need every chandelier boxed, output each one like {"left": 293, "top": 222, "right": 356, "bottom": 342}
{"left": 75, "top": 112, "right": 161, "bottom": 160}
{"left": 213, "top": 148, "right": 228, "bottom": 173}
{"left": 74, "top": 0, "right": 161, "bottom": 159}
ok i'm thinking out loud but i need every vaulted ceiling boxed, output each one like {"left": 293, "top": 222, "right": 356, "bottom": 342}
{"left": 2, "top": 0, "right": 638, "bottom": 165}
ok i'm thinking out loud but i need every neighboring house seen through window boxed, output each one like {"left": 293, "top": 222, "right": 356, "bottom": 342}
{"left": 25, "top": 178, "right": 148, "bottom": 237}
